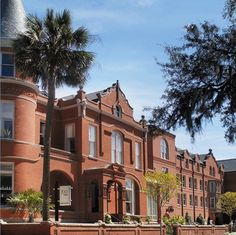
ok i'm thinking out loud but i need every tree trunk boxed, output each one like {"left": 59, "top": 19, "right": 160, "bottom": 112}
{"left": 42, "top": 78, "right": 56, "bottom": 221}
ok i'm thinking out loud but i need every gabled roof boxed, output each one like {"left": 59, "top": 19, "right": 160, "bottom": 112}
{"left": 217, "top": 159, "right": 236, "bottom": 172}
{"left": 1, "top": 0, "right": 26, "bottom": 39}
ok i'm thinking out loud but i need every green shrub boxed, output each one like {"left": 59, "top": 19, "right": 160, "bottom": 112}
{"left": 104, "top": 213, "right": 112, "bottom": 224}
{"left": 163, "top": 215, "right": 185, "bottom": 235}
{"left": 7, "top": 189, "right": 43, "bottom": 222}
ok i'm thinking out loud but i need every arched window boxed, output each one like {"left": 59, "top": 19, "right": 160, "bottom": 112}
{"left": 126, "top": 178, "right": 135, "bottom": 214}
{"left": 160, "top": 139, "right": 169, "bottom": 160}
{"left": 115, "top": 105, "right": 122, "bottom": 118}
{"left": 111, "top": 131, "right": 123, "bottom": 164}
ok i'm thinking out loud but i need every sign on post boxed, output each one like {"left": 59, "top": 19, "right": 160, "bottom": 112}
{"left": 59, "top": 185, "right": 72, "bottom": 206}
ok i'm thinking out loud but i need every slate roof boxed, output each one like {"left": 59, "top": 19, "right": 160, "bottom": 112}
{"left": 1, "top": 0, "right": 26, "bottom": 38}
{"left": 217, "top": 159, "right": 236, "bottom": 172}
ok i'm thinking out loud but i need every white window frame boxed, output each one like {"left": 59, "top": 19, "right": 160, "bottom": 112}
{"left": 88, "top": 125, "right": 97, "bottom": 157}
{"left": 65, "top": 123, "right": 75, "bottom": 152}
{"left": 177, "top": 193, "right": 181, "bottom": 205}
{"left": 0, "top": 100, "right": 14, "bottom": 139}
{"left": 147, "top": 192, "right": 157, "bottom": 220}
{"left": 135, "top": 142, "right": 141, "bottom": 169}
{"left": 0, "top": 53, "right": 15, "bottom": 77}
{"left": 0, "top": 162, "right": 14, "bottom": 206}
{"left": 111, "top": 131, "right": 123, "bottom": 164}
{"left": 126, "top": 178, "right": 135, "bottom": 215}
{"left": 189, "top": 194, "right": 193, "bottom": 206}
{"left": 160, "top": 139, "right": 169, "bottom": 160}
{"left": 162, "top": 167, "right": 169, "bottom": 173}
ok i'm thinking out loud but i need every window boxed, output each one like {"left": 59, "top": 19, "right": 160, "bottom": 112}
{"left": 189, "top": 195, "right": 193, "bottom": 206}
{"left": 162, "top": 167, "right": 169, "bottom": 173}
{"left": 205, "top": 181, "right": 208, "bottom": 191}
{"left": 1, "top": 53, "right": 15, "bottom": 77}
{"left": 210, "top": 197, "right": 215, "bottom": 209}
{"left": 111, "top": 131, "right": 123, "bottom": 164}
{"left": 216, "top": 182, "right": 221, "bottom": 193}
{"left": 194, "top": 196, "right": 198, "bottom": 207}
{"left": 205, "top": 197, "right": 208, "bottom": 207}
{"left": 200, "top": 180, "right": 203, "bottom": 191}
{"left": 114, "top": 105, "right": 122, "bottom": 118}
{"left": 200, "top": 196, "right": 204, "bottom": 207}
{"left": 135, "top": 142, "right": 141, "bottom": 169}
{"left": 209, "top": 181, "right": 215, "bottom": 193}
{"left": 185, "top": 159, "right": 189, "bottom": 168}
{"left": 209, "top": 166, "right": 212, "bottom": 176}
{"left": 40, "top": 122, "right": 45, "bottom": 145}
{"left": 160, "top": 139, "right": 168, "bottom": 160}
{"left": 194, "top": 178, "right": 197, "bottom": 190}
{"left": 182, "top": 175, "right": 186, "bottom": 188}
{"left": 197, "top": 163, "right": 200, "bottom": 172}
{"left": 0, "top": 163, "right": 14, "bottom": 205}
{"left": 0, "top": 101, "right": 14, "bottom": 139}
{"left": 65, "top": 123, "right": 75, "bottom": 152}
{"left": 177, "top": 193, "right": 181, "bottom": 205}
{"left": 189, "top": 177, "right": 192, "bottom": 188}
{"left": 89, "top": 125, "right": 96, "bottom": 157}
{"left": 212, "top": 167, "right": 215, "bottom": 176}
{"left": 126, "top": 178, "right": 135, "bottom": 214}
{"left": 183, "top": 194, "right": 187, "bottom": 206}
{"left": 147, "top": 193, "right": 157, "bottom": 220}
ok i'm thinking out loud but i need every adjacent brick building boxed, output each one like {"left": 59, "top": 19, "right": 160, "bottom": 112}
{"left": 0, "top": 0, "right": 224, "bottom": 224}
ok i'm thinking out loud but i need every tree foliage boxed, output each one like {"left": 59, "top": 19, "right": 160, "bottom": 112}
{"left": 144, "top": 171, "right": 179, "bottom": 225}
{"left": 13, "top": 9, "right": 95, "bottom": 221}
{"left": 217, "top": 192, "right": 236, "bottom": 221}
{"left": 7, "top": 189, "right": 43, "bottom": 222}
{"left": 148, "top": 0, "right": 236, "bottom": 143}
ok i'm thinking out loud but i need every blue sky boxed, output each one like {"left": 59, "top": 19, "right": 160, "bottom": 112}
{"left": 23, "top": 0, "right": 236, "bottom": 160}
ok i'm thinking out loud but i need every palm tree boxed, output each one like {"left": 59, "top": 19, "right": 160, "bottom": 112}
{"left": 13, "top": 9, "right": 95, "bottom": 221}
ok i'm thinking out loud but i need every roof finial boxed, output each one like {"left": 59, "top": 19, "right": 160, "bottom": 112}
{"left": 209, "top": 149, "right": 212, "bottom": 155}
{"left": 116, "top": 80, "right": 120, "bottom": 101}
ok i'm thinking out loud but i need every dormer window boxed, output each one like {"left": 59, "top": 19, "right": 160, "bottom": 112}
{"left": 1, "top": 53, "right": 15, "bottom": 77}
{"left": 115, "top": 105, "right": 122, "bottom": 118}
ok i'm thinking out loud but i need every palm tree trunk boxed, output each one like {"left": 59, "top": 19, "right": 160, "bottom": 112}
{"left": 42, "top": 77, "right": 56, "bottom": 221}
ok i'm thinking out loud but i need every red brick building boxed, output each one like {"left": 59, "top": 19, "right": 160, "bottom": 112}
{"left": 0, "top": 0, "right": 223, "bottom": 224}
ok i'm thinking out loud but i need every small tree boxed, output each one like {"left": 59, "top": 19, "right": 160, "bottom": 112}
{"left": 144, "top": 171, "right": 179, "bottom": 234}
{"left": 217, "top": 192, "right": 236, "bottom": 222}
{"left": 7, "top": 189, "right": 43, "bottom": 222}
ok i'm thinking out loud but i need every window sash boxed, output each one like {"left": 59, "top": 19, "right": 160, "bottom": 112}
{"left": 135, "top": 142, "right": 141, "bottom": 169}
{"left": 111, "top": 132, "right": 123, "bottom": 164}
{"left": 1, "top": 53, "right": 15, "bottom": 77}
{"left": 126, "top": 179, "right": 135, "bottom": 214}
{"left": 147, "top": 194, "right": 157, "bottom": 219}
{"left": 0, "top": 102, "right": 14, "bottom": 139}
{"left": 89, "top": 125, "right": 96, "bottom": 157}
